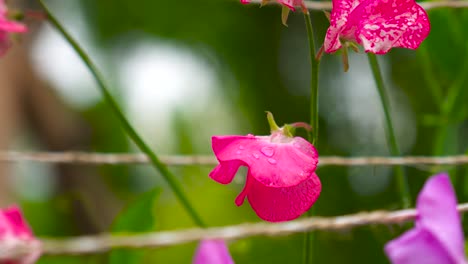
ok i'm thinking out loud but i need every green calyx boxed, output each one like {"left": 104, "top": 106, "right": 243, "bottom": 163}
{"left": 266, "top": 111, "right": 293, "bottom": 137}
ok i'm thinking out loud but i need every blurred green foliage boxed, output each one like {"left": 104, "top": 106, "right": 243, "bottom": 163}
{"left": 23, "top": 0, "right": 468, "bottom": 263}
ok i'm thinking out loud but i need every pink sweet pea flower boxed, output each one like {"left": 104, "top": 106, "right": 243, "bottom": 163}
{"left": 240, "top": 0, "right": 305, "bottom": 11}
{"left": 209, "top": 115, "right": 321, "bottom": 222}
{"left": 323, "top": 0, "right": 430, "bottom": 54}
{"left": 385, "top": 173, "right": 468, "bottom": 264}
{"left": 0, "top": 0, "right": 27, "bottom": 55}
{"left": 192, "top": 240, "right": 234, "bottom": 264}
{"left": 0, "top": 206, "right": 41, "bottom": 264}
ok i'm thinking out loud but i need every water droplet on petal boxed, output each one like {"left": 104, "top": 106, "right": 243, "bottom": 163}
{"left": 252, "top": 153, "right": 259, "bottom": 159}
{"left": 267, "top": 158, "right": 277, "bottom": 165}
{"left": 236, "top": 150, "right": 242, "bottom": 155}
{"left": 260, "top": 146, "right": 275, "bottom": 157}
{"left": 238, "top": 145, "right": 245, "bottom": 150}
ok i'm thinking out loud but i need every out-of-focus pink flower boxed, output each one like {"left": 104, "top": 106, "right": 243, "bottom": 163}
{"left": 0, "top": 0, "right": 27, "bottom": 55}
{"left": 209, "top": 117, "right": 321, "bottom": 222}
{"left": 323, "top": 0, "right": 430, "bottom": 54}
{"left": 0, "top": 206, "right": 41, "bottom": 264}
{"left": 385, "top": 173, "right": 468, "bottom": 264}
{"left": 240, "top": 0, "right": 305, "bottom": 11}
{"left": 192, "top": 240, "right": 234, "bottom": 264}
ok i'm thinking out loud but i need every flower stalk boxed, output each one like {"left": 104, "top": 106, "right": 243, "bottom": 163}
{"left": 37, "top": 0, "right": 206, "bottom": 227}
{"left": 367, "top": 53, "right": 411, "bottom": 208}
{"left": 303, "top": 11, "right": 320, "bottom": 264}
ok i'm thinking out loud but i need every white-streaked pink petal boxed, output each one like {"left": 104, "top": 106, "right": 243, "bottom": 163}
{"left": 324, "top": 0, "right": 361, "bottom": 53}
{"left": 349, "top": 0, "right": 430, "bottom": 54}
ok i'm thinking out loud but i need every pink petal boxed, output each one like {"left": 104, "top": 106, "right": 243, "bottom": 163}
{"left": 415, "top": 173, "right": 466, "bottom": 263}
{"left": 240, "top": 0, "right": 250, "bottom": 4}
{"left": 239, "top": 173, "right": 321, "bottom": 222}
{"left": 393, "top": 5, "right": 430, "bottom": 50}
{"left": 211, "top": 135, "right": 318, "bottom": 188}
{"left": 2, "top": 206, "right": 34, "bottom": 238}
{"left": 324, "top": 0, "right": 362, "bottom": 53}
{"left": 0, "top": 206, "right": 41, "bottom": 264}
{"left": 209, "top": 160, "right": 245, "bottom": 185}
{"left": 385, "top": 227, "right": 456, "bottom": 264}
{"left": 349, "top": 0, "right": 430, "bottom": 54}
{"left": 0, "top": 21, "right": 27, "bottom": 33}
{"left": 192, "top": 240, "right": 234, "bottom": 264}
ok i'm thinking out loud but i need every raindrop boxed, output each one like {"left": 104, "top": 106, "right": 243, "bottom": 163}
{"left": 260, "top": 146, "right": 275, "bottom": 157}
{"left": 252, "top": 153, "right": 260, "bottom": 159}
{"left": 267, "top": 158, "right": 277, "bottom": 165}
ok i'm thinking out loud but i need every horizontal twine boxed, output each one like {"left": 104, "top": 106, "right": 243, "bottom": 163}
{"left": 249, "top": 0, "right": 468, "bottom": 10}
{"left": 3, "top": 203, "right": 454, "bottom": 255}
{"left": 0, "top": 151, "right": 466, "bottom": 166}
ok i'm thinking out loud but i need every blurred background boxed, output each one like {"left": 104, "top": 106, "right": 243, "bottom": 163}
{"left": 0, "top": 0, "right": 467, "bottom": 263}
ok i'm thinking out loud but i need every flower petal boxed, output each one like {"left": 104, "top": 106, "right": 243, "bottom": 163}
{"left": 415, "top": 173, "right": 466, "bottom": 263}
{"left": 209, "top": 160, "right": 244, "bottom": 185}
{"left": 211, "top": 135, "right": 318, "bottom": 188}
{"left": 350, "top": 0, "right": 430, "bottom": 54}
{"left": 245, "top": 173, "right": 321, "bottom": 222}
{"left": 324, "top": 0, "right": 362, "bottom": 53}
{"left": 2, "top": 206, "right": 34, "bottom": 238}
{"left": 192, "top": 240, "right": 235, "bottom": 264}
{"left": 0, "top": 206, "right": 41, "bottom": 264}
{"left": 385, "top": 227, "right": 455, "bottom": 264}
{"left": 0, "top": 21, "right": 27, "bottom": 33}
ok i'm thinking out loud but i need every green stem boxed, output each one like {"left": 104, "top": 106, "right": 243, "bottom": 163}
{"left": 302, "top": 208, "right": 316, "bottom": 264}
{"left": 303, "top": 12, "right": 320, "bottom": 264}
{"left": 38, "top": 0, "right": 205, "bottom": 227}
{"left": 304, "top": 12, "right": 319, "bottom": 145}
{"left": 367, "top": 53, "right": 411, "bottom": 208}
{"left": 417, "top": 46, "right": 443, "bottom": 108}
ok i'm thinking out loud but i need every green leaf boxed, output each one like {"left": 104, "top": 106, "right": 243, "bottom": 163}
{"left": 109, "top": 188, "right": 161, "bottom": 264}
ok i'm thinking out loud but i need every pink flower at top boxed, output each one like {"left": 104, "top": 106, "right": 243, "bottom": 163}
{"left": 240, "top": 0, "right": 305, "bottom": 11}
{"left": 0, "top": 0, "right": 27, "bottom": 55}
{"left": 323, "top": 0, "right": 430, "bottom": 54}
{"left": 192, "top": 240, "right": 234, "bottom": 264}
{"left": 0, "top": 206, "right": 41, "bottom": 264}
{"left": 385, "top": 173, "right": 468, "bottom": 264}
{"left": 209, "top": 115, "right": 321, "bottom": 222}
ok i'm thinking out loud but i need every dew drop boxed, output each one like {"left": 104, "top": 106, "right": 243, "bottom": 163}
{"left": 267, "top": 158, "right": 277, "bottom": 165}
{"left": 252, "top": 153, "right": 260, "bottom": 159}
{"left": 260, "top": 146, "right": 275, "bottom": 157}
